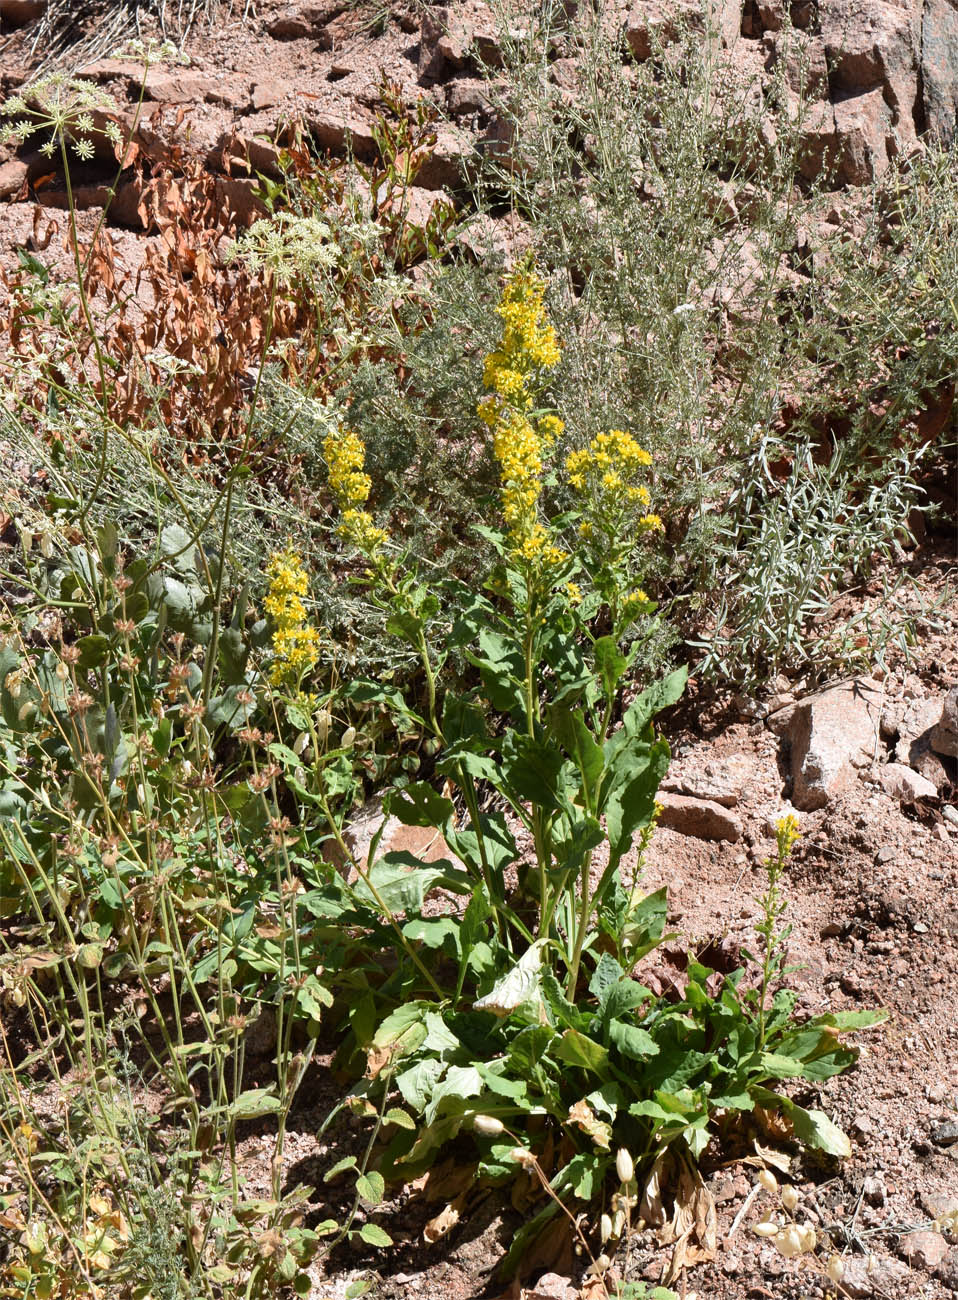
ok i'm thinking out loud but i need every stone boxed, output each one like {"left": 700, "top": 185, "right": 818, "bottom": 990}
{"left": 939, "top": 1246, "right": 958, "bottom": 1292}
{"left": 655, "top": 791, "right": 743, "bottom": 842}
{"left": 661, "top": 753, "right": 755, "bottom": 807}
{"left": 922, "top": 0, "right": 958, "bottom": 145}
{"left": 900, "top": 1231, "right": 949, "bottom": 1271}
{"left": 418, "top": 1, "right": 500, "bottom": 82}
{"left": 215, "top": 131, "right": 284, "bottom": 179}
{"left": 839, "top": 1254, "right": 912, "bottom": 1297}
{"left": 832, "top": 88, "right": 896, "bottom": 184}
{"left": 143, "top": 70, "right": 233, "bottom": 105}
{"left": 0, "top": 0, "right": 44, "bottom": 23}
{"left": 306, "top": 108, "right": 378, "bottom": 160}
{"left": 445, "top": 76, "right": 495, "bottom": 117}
{"left": 788, "top": 678, "right": 882, "bottom": 810}
{"left": 944, "top": 805, "right": 958, "bottom": 827}
{"left": 0, "top": 156, "right": 28, "bottom": 200}
{"left": 931, "top": 686, "right": 958, "bottom": 758}
{"left": 820, "top": 0, "right": 921, "bottom": 156}
{"left": 878, "top": 762, "right": 938, "bottom": 803}
{"left": 931, "top": 1120, "right": 958, "bottom": 1147}
{"left": 251, "top": 81, "right": 284, "bottom": 111}
{"left": 623, "top": 0, "right": 702, "bottom": 60}
{"left": 414, "top": 124, "right": 475, "bottom": 188}
{"left": 268, "top": 2, "right": 344, "bottom": 39}
{"left": 891, "top": 694, "right": 943, "bottom": 760}
{"left": 524, "top": 1275, "right": 578, "bottom": 1300}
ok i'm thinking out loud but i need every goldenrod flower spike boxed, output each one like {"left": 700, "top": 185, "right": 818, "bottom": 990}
{"left": 323, "top": 428, "right": 388, "bottom": 555}
{"left": 265, "top": 544, "right": 320, "bottom": 685}
{"left": 479, "top": 266, "right": 566, "bottom": 569}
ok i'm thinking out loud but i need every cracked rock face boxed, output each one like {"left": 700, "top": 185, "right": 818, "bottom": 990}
{"left": 787, "top": 678, "right": 883, "bottom": 810}
{"left": 623, "top": 0, "right": 958, "bottom": 179}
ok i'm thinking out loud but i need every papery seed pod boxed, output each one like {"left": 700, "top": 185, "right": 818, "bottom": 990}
{"left": 753, "top": 1221, "right": 779, "bottom": 1238}
{"left": 341, "top": 726, "right": 357, "bottom": 748}
{"left": 293, "top": 731, "right": 309, "bottom": 755}
{"left": 592, "top": 1254, "right": 611, "bottom": 1275}
{"left": 781, "top": 1185, "right": 799, "bottom": 1212}
{"left": 826, "top": 1255, "right": 845, "bottom": 1283}
{"left": 758, "top": 1170, "right": 778, "bottom": 1195}
{"left": 510, "top": 1147, "right": 535, "bottom": 1168}
{"left": 600, "top": 1214, "right": 613, "bottom": 1244}
{"left": 315, "top": 709, "right": 331, "bottom": 741}
{"left": 796, "top": 1224, "right": 817, "bottom": 1252}
{"left": 616, "top": 1148, "right": 634, "bottom": 1184}
{"left": 775, "top": 1226, "right": 802, "bottom": 1258}
{"left": 473, "top": 1115, "right": 504, "bottom": 1137}
{"left": 613, "top": 1210, "right": 626, "bottom": 1238}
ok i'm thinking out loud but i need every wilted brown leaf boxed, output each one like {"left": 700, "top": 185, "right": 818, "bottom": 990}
{"left": 423, "top": 1192, "right": 467, "bottom": 1243}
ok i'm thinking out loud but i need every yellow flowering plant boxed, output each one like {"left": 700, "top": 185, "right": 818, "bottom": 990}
{"left": 311, "top": 265, "right": 880, "bottom": 1276}
{"left": 322, "top": 261, "right": 685, "bottom": 989}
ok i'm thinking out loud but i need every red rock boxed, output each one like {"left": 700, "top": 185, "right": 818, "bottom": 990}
{"left": 415, "top": 124, "right": 474, "bottom": 188}
{"left": 306, "top": 108, "right": 378, "bottom": 159}
{"left": 656, "top": 791, "right": 743, "bottom": 842}
{"left": 0, "top": 0, "right": 44, "bottom": 24}
{"left": 922, "top": 0, "right": 958, "bottom": 144}
{"left": 216, "top": 130, "right": 284, "bottom": 178}
{"left": 900, "top": 1230, "right": 949, "bottom": 1271}
{"left": 418, "top": 1, "right": 500, "bottom": 82}
{"left": 787, "top": 678, "right": 883, "bottom": 810}
{"left": 523, "top": 1273, "right": 578, "bottom": 1300}
{"left": 821, "top": 0, "right": 920, "bottom": 155}
{"left": 0, "top": 157, "right": 28, "bottom": 200}
{"left": 931, "top": 686, "right": 958, "bottom": 758}
{"left": 623, "top": 0, "right": 701, "bottom": 60}
{"left": 839, "top": 1253, "right": 912, "bottom": 1297}
{"left": 268, "top": 1, "right": 344, "bottom": 39}
{"left": 879, "top": 762, "right": 938, "bottom": 804}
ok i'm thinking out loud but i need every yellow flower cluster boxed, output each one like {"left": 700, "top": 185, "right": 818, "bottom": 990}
{"left": 323, "top": 428, "right": 388, "bottom": 555}
{"left": 776, "top": 814, "right": 801, "bottom": 854}
{"left": 479, "top": 267, "right": 566, "bottom": 569}
{"left": 264, "top": 544, "right": 321, "bottom": 685}
{"left": 482, "top": 268, "right": 561, "bottom": 400}
{"left": 566, "top": 429, "right": 664, "bottom": 536}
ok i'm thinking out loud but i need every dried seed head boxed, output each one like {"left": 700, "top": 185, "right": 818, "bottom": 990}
{"left": 826, "top": 1255, "right": 845, "bottom": 1283}
{"left": 775, "top": 1226, "right": 803, "bottom": 1258}
{"left": 796, "top": 1224, "right": 816, "bottom": 1252}
{"left": 615, "top": 1148, "right": 634, "bottom": 1184}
